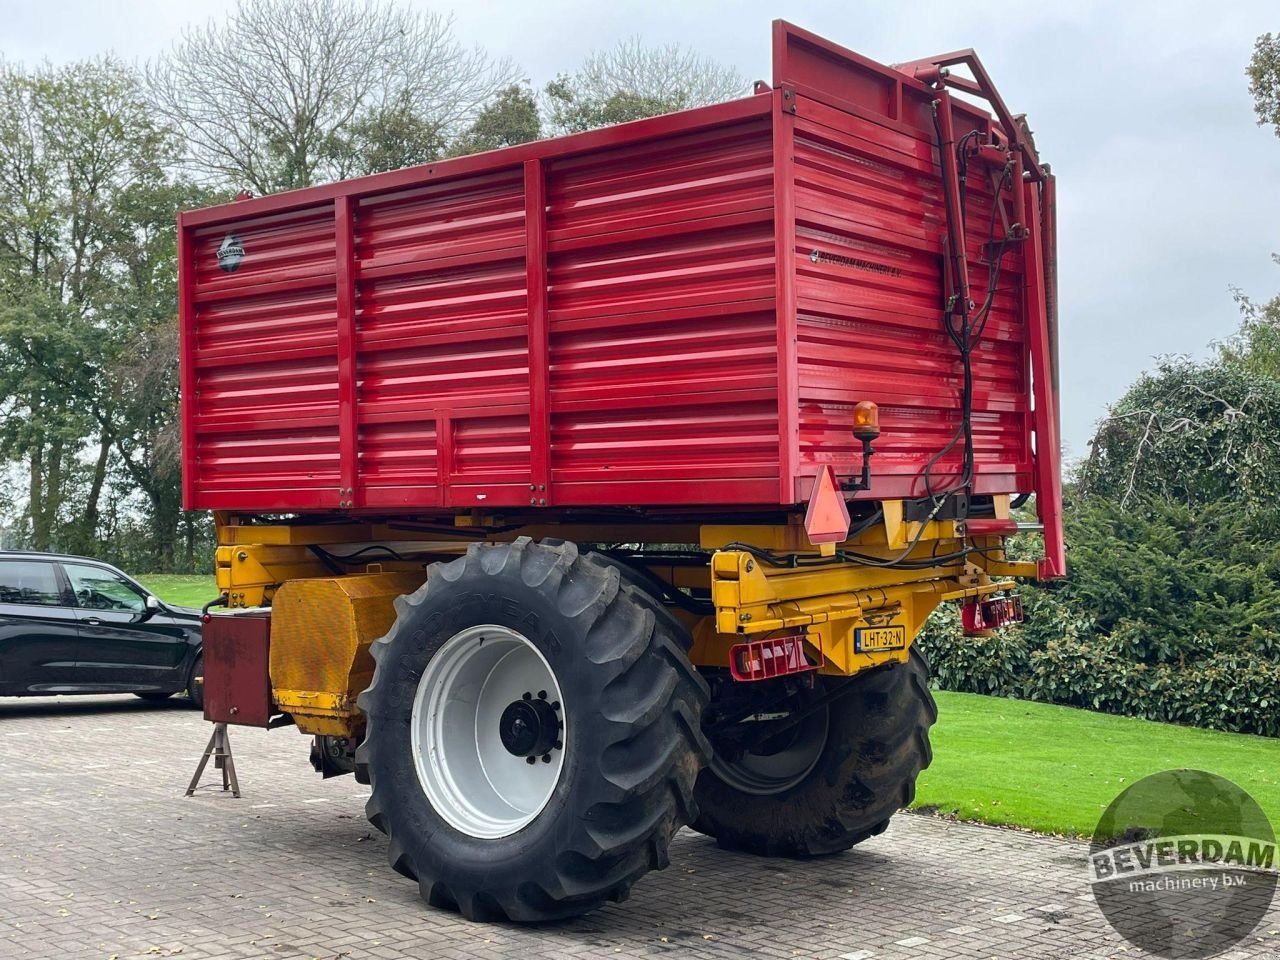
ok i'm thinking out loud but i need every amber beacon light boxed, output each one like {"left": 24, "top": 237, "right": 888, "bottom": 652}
{"left": 842, "top": 401, "right": 881, "bottom": 493}
{"left": 852, "top": 401, "right": 880, "bottom": 440}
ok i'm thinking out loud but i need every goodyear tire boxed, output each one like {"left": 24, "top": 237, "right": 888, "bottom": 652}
{"left": 356, "top": 538, "right": 709, "bottom": 922}
{"left": 693, "top": 647, "right": 936, "bottom": 857}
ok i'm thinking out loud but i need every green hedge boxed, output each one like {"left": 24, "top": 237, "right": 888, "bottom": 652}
{"left": 917, "top": 495, "right": 1280, "bottom": 739}
{"left": 921, "top": 623, "right": 1280, "bottom": 739}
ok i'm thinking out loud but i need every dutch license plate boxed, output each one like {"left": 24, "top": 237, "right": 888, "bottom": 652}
{"left": 854, "top": 625, "right": 906, "bottom": 652}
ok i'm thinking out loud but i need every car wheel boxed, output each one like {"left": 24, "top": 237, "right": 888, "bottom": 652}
{"left": 187, "top": 652, "right": 204, "bottom": 710}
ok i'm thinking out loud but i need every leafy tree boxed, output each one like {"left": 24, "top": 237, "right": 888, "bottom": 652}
{"left": 1055, "top": 497, "right": 1280, "bottom": 662}
{"left": 449, "top": 85, "right": 541, "bottom": 156}
{"left": 1248, "top": 32, "right": 1280, "bottom": 137}
{"left": 1078, "top": 358, "right": 1280, "bottom": 510}
{"left": 333, "top": 91, "right": 448, "bottom": 178}
{"left": 923, "top": 283, "right": 1280, "bottom": 736}
{"left": 545, "top": 37, "right": 746, "bottom": 134}
{"left": 148, "top": 0, "right": 519, "bottom": 192}
{"left": 102, "top": 178, "right": 218, "bottom": 570}
{"left": 1220, "top": 284, "right": 1280, "bottom": 379}
{"left": 545, "top": 83, "right": 682, "bottom": 134}
{"left": 0, "top": 56, "right": 210, "bottom": 566}
{"left": 0, "top": 57, "right": 181, "bottom": 553}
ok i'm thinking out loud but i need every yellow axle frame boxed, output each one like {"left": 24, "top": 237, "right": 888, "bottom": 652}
{"left": 212, "top": 500, "right": 1034, "bottom": 737}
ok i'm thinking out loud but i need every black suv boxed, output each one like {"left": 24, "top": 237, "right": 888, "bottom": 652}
{"left": 0, "top": 552, "right": 203, "bottom": 706}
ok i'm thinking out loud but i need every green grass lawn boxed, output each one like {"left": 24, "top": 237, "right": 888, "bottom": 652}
{"left": 917, "top": 690, "right": 1280, "bottom": 836}
{"left": 137, "top": 574, "right": 219, "bottom": 608}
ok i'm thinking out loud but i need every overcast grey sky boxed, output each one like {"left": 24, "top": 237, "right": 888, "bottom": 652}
{"left": 4, "top": 0, "right": 1278, "bottom": 459}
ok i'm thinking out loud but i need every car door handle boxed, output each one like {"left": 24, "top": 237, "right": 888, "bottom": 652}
{"left": 85, "top": 617, "right": 102, "bottom": 626}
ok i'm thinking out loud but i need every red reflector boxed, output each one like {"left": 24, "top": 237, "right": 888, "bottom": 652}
{"left": 804, "top": 465, "right": 850, "bottom": 545}
{"left": 729, "top": 635, "right": 823, "bottom": 682}
{"left": 961, "top": 594, "right": 1024, "bottom": 634}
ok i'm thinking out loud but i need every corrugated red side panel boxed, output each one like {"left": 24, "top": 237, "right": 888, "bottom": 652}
{"left": 183, "top": 101, "right": 783, "bottom": 512}
{"left": 354, "top": 168, "right": 530, "bottom": 508}
{"left": 181, "top": 22, "right": 1048, "bottom": 517}
{"left": 544, "top": 118, "right": 778, "bottom": 505}
{"left": 189, "top": 204, "right": 340, "bottom": 509}
{"left": 774, "top": 24, "right": 1032, "bottom": 503}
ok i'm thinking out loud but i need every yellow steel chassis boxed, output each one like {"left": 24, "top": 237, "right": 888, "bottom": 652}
{"left": 213, "top": 498, "right": 1035, "bottom": 737}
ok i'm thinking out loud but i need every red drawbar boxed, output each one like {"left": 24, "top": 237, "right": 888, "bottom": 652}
{"left": 730, "top": 634, "right": 823, "bottom": 682}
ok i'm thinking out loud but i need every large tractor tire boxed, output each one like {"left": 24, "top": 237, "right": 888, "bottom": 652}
{"left": 693, "top": 646, "right": 936, "bottom": 857}
{"left": 356, "top": 538, "right": 709, "bottom": 922}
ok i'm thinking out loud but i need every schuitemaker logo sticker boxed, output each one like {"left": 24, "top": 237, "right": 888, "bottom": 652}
{"left": 217, "top": 233, "right": 246, "bottom": 272}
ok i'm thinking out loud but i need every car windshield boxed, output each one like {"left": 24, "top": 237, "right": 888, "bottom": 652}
{"left": 64, "top": 563, "right": 147, "bottom": 614}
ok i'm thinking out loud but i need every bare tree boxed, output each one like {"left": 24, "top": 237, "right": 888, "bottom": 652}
{"left": 577, "top": 36, "right": 747, "bottom": 106}
{"left": 546, "top": 36, "right": 747, "bottom": 134}
{"left": 148, "top": 0, "right": 520, "bottom": 193}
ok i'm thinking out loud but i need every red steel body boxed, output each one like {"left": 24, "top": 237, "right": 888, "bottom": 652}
{"left": 178, "top": 21, "right": 1063, "bottom": 568}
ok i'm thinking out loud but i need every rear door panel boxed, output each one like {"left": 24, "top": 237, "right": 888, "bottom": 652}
{"left": 0, "top": 559, "right": 81, "bottom": 694}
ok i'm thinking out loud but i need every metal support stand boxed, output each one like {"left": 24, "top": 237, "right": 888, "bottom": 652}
{"left": 185, "top": 722, "right": 240, "bottom": 798}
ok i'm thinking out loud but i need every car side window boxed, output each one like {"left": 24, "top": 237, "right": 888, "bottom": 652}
{"left": 0, "top": 560, "right": 64, "bottom": 607}
{"left": 63, "top": 563, "right": 147, "bottom": 614}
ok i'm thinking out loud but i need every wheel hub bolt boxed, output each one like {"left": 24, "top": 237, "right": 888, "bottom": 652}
{"left": 499, "top": 694, "right": 561, "bottom": 760}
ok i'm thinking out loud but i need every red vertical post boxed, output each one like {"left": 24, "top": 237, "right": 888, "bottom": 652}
{"left": 1041, "top": 171, "right": 1061, "bottom": 436}
{"left": 524, "top": 159, "right": 551, "bottom": 502}
{"left": 335, "top": 196, "right": 358, "bottom": 507}
{"left": 436, "top": 412, "right": 453, "bottom": 508}
{"left": 1022, "top": 183, "right": 1065, "bottom": 579}
{"left": 772, "top": 88, "right": 799, "bottom": 504}
{"left": 177, "top": 215, "right": 197, "bottom": 510}
{"left": 934, "top": 89, "right": 971, "bottom": 315}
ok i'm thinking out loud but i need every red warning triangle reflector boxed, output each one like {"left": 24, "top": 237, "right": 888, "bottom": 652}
{"left": 804, "top": 465, "right": 851, "bottom": 545}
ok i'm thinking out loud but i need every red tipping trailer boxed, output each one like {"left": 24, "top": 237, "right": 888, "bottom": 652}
{"left": 186, "top": 22, "right": 1064, "bottom": 923}
{"left": 179, "top": 21, "right": 1062, "bottom": 576}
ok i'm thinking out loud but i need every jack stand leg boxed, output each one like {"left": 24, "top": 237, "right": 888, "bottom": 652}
{"left": 186, "top": 722, "right": 241, "bottom": 798}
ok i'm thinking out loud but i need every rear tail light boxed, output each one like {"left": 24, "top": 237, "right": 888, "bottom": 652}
{"left": 961, "top": 594, "right": 1023, "bottom": 634}
{"left": 729, "top": 634, "right": 823, "bottom": 682}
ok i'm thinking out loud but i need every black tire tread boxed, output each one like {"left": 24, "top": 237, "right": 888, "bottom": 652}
{"left": 693, "top": 646, "right": 936, "bottom": 858}
{"left": 357, "top": 537, "right": 709, "bottom": 922}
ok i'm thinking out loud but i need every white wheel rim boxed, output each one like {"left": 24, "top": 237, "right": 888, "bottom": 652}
{"left": 411, "top": 624, "right": 566, "bottom": 839}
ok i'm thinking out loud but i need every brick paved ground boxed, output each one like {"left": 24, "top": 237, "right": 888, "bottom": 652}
{"left": 1, "top": 695, "right": 1276, "bottom": 960}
